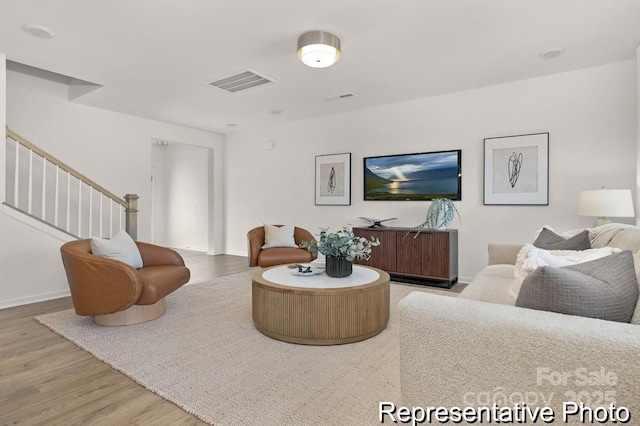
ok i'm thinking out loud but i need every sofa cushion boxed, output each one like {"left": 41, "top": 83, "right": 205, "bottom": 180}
{"left": 137, "top": 265, "right": 191, "bottom": 304}
{"left": 589, "top": 223, "right": 640, "bottom": 249}
{"left": 630, "top": 251, "right": 640, "bottom": 325}
{"left": 91, "top": 231, "right": 143, "bottom": 269}
{"left": 607, "top": 227, "right": 640, "bottom": 252}
{"left": 257, "top": 247, "right": 314, "bottom": 268}
{"left": 262, "top": 224, "right": 298, "bottom": 249}
{"left": 459, "top": 264, "right": 514, "bottom": 305}
{"left": 507, "top": 244, "right": 620, "bottom": 304}
{"left": 515, "top": 251, "right": 639, "bottom": 323}
{"left": 533, "top": 227, "right": 591, "bottom": 250}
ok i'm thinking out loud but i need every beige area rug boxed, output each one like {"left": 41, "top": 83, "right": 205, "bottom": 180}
{"left": 36, "top": 271, "right": 458, "bottom": 426}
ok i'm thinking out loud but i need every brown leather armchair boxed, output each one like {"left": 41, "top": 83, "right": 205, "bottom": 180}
{"left": 247, "top": 225, "right": 317, "bottom": 267}
{"left": 60, "top": 239, "right": 190, "bottom": 326}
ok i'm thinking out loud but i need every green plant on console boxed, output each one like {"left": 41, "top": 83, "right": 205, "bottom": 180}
{"left": 409, "top": 198, "right": 460, "bottom": 237}
{"left": 300, "top": 228, "right": 380, "bottom": 261}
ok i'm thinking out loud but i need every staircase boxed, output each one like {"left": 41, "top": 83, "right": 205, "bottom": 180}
{"left": 4, "top": 127, "right": 138, "bottom": 240}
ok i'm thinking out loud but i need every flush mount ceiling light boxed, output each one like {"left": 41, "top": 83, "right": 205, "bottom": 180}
{"left": 297, "top": 31, "right": 341, "bottom": 68}
{"left": 23, "top": 24, "right": 55, "bottom": 39}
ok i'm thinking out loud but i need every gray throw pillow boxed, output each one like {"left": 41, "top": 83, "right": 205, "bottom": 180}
{"left": 515, "top": 251, "right": 639, "bottom": 323}
{"left": 533, "top": 228, "right": 591, "bottom": 250}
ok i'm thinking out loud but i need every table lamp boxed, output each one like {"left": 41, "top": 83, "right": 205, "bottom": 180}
{"left": 578, "top": 188, "right": 635, "bottom": 226}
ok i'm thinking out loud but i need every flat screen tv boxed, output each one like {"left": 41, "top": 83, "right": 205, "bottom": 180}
{"left": 364, "top": 149, "right": 461, "bottom": 201}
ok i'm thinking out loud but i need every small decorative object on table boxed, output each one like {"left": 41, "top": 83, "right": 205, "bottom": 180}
{"left": 358, "top": 217, "right": 398, "bottom": 228}
{"left": 298, "top": 265, "right": 312, "bottom": 274}
{"left": 300, "top": 228, "right": 380, "bottom": 278}
{"left": 289, "top": 264, "right": 324, "bottom": 276}
{"left": 408, "top": 198, "right": 460, "bottom": 237}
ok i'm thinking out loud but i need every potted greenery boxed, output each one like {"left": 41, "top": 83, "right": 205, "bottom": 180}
{"left": 409, "top": 198, "right": 460, "bottom": 237}
{"left": 300, "top": 228, "right": 380, "bottom": 278}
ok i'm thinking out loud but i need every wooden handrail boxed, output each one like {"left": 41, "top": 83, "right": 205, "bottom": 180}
{"left": 6, "top": 127, "right": 127, "bottom": 208}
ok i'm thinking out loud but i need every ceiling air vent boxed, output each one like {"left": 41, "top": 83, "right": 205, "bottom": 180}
{"left": 206, "top": 69, "right": 275, "bottom": 93}
{"left": 324, "top": 93, "right": 355, "bottom": 101}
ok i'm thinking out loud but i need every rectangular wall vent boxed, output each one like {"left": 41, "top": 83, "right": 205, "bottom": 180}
{"left": 206, "top": 69, "right": 275, "bottom": 93}
{"left": 324, "top": 93, "right": 355, "bottom": 101}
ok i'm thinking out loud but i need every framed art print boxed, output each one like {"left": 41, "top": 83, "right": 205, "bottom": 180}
{"left": 315, "top": 153, "right": 351, "bottom": 205}
{"left": 483, "top": 133, "right": 549, "bottom": 205}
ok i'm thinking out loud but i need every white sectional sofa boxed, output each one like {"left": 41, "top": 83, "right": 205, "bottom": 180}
{"left": 398, "top": 225, "right": 640, "bottom": 423}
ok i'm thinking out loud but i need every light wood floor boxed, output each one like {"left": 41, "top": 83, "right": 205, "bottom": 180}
{"left": 0, "top": 251, "right": 248, "bottom": 426}
{"left": 0, "top": 252, "right": 465, "bottom": 425}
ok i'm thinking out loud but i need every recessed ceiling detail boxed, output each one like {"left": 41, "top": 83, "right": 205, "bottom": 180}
{"left": 205, "top": 69, "right": 276, "bottom": 93}
{"left": 538, "top": 47, "right": 566, "bottom": 59}
{"left": 22, "top": 24, "right": 55, "bottom": 39}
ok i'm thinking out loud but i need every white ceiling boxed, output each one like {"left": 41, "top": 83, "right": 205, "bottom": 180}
{"left": 1, "top": 0, "right": 639, "bottom": 135}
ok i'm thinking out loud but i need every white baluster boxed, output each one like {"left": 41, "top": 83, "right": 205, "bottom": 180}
{"left": 54, "top": 165, "right": 59, "bottom": 227}
{"left": 13, "top": 138, "right": 19, "bottom": 207}
{"left": 27, "top": 150, "right": 33, "bottom": 214}
{"left": 42, "top": 156, "right": 47, "bottom": 219}
{"left": 66, "top": 173, "right": 71, "bottom": 232}
{"left": 98, "top": 194, "right": 103, "bottom": 238}
{"left": 77, "top": 179, "right": 82, "bottom": 237}
{"left": 88, "top": 186, "right": 93, "bottom": 238}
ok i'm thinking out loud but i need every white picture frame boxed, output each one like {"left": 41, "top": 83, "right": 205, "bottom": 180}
{"left": 315, "top": 153, "right": 351, "bottom": 206}
{"left": 483, "top": 133, "right": 549, "bottom": 205}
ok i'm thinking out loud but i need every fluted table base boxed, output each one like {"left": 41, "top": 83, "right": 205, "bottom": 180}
{"left": 252, "top": 265, "right": 390, "bottom": 345}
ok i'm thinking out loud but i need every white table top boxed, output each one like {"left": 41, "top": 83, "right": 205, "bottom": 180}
{"left": 261, "top": 264, "right": 381, "bottom": 289}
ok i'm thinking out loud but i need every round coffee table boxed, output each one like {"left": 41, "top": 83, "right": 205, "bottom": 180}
{"left": 252, "top": 264, "right": 390, "bottom": 345}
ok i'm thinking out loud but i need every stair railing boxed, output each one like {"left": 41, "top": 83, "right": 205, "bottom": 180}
{"left": 4, "top": 127, "right": 138, "bottom": 240}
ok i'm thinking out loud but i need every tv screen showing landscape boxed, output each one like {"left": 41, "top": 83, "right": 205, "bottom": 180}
{"left": 364, "top": 150, "right": 462, "bottom": 201}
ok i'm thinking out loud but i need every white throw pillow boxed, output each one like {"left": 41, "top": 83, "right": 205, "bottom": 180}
{"left": 507, "top": 244, "right": 621, "bottom": 304}
{"left": 91, "top": 231, "right": 143, "bottom": 269}
{"left": 262, "top": 224, "right": 298, "bottom": 249}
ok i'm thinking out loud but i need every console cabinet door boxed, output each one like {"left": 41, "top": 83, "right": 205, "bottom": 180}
{"left": 396, "top": 232, "right": 422, "bottom": 276}
{"left": 396, "top": 232, "right": 450, "bottom": 279}
{"left": 353, "top": 229, "right": 397, "bottom": 272}
{"left": 418, "top": 232, "right": 450, "bottom": 279}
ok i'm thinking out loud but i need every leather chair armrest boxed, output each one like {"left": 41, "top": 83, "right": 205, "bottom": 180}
{"left": 60, "top": 248, "right": 143, "bottom": 316}
{"left": 294, "top": 227, "right": 317, "bottom": 260}
{"left": 247, "top": 226, "right": 266, "bottom": 267}
{"left": 294, "top": 227, "right": 315, "bottom": 246}
{"left": 136, "top": 242, "right": 186, "bottom": 267}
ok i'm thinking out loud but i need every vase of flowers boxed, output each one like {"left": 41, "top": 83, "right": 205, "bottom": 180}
{"left": 300, "top": 228, "right": 380, "bottom": 278}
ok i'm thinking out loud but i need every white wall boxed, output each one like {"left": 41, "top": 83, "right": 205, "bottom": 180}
{"left": 224, "top": 61, "right": 638, "bottom": 282}
{"left": 0, "top": 63, "right": 225, "bottom": 308}
{"left": 1, "top": 57, "right": 72, "bottom": 308}
{"left": 1, "top": 54, "right": 5, "bottom": 199}
{"left": 637, "top": 46, "right": 640, "bottom": 227}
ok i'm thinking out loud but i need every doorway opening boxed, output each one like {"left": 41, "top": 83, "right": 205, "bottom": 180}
{"left": 151, "top": 140, "right": 215, "bottom": 253}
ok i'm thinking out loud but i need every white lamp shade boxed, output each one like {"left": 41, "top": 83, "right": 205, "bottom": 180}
{"left": 578, "top": 189, "right": 635, "bottom": 218}
{"left": 297, "top": 31, "right": 341, "bottom": 68}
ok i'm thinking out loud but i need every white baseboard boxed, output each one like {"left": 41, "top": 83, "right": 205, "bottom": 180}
{"left": 458, "top": 275, "right": 472, "bottom": 285}
{"left": 178, "top": 245, "right": 209, "bottom": 252}
{"left": 225, "top": 249, "right": 247, "bottom": 257}
{"left": 0, "top": 289, "right": 71, "bottom": 310}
